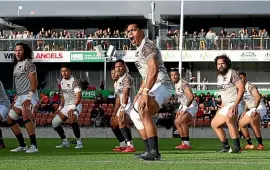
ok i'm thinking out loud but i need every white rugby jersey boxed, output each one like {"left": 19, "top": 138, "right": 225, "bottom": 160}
{"left": 242, "top": 81, "right": 265, "bottom": 109}
{"left": 217, "top": 69, "right": 242, "bottom": 105}
{"left": 134, "top": 37, "right": 173, "bottom": 91}
{"left": 115, "top": 73, "right": 135, "bottom": 105}
{"left": 174, "top": 79, "right": 197, "bottom": 106}
{"left": 60, "top": 76, "right": 81, "bottom": 106}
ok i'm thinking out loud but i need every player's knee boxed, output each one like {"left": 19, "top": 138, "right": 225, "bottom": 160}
{"left": 22, "top": 112, "right": 32, "bottom": 121}
{"left": 24, "top": 118, "right": 33, "bottom": 124}
{"left": 8, "top": 109, "right": 19, "bottom": 121}
{"left": 129, "top": 108, "right": 144, "bottom": 130}
{"left": 69, "top": 115, "right": 77, "bottom": 124}
{"left": 6, "top": 116, "right": 16, "bottom": 127}
{"left": 52, "top": 115, "right": 62, "bottom": 128}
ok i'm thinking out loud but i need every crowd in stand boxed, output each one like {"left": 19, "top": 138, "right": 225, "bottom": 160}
{"left": 163, "top": 27, "right": 270, "bottom": 50}
{"left": 2, "top": 27, "right": 270, "bottom": 51}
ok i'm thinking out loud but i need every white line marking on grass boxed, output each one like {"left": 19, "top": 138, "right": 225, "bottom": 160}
{"left": 2, "top": 159, "right": 270, "bottom": 165}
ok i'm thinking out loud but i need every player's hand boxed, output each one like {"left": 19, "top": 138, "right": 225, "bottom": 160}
{"left": 133, "top": 93, "right": 141, "bottom": 106}
{"left": 67, "top": 109, "right": 74, "bottom": 118}
{"left": 110, "top": 112, "right": 117, "bottom": 122}
{"left": 118, "top": 110, "right": 125, "bottom": 123}
{"left": 138, "top": 94, "right": 149, "bottom": 111}
{"left": 229, "top": 104, "right": 238, "bottom": 117}
{"left": 250, "top": 108, "right": 258, "bottom": 118}
{"left": 22, "top": 99, "right": 32, "bottom": 111}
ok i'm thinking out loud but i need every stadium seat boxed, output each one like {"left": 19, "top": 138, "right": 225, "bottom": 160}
{"left": 82, "top": 109, "right": 88, "bottom": 113}
{"left": 41, "top": 114, "right": 48, "bottom": 118}
{"left": 79, "top": 113, "right": 86, "bottom": 118}
{"left": 102, "top": 104, "right": 108, "bottom": 110}
{"left": 47, "top": 118, "right": 53, "bottom": 125}
{"left": 36, "top": 113, "right": 42, "bottom": 118}
{"left": 48, "top": 113, "right": 55, "bottom": 118}
{"left": 89, "top": 99, "right": 95, "bottom": 104}
{"left": 78, "top": 118, "right": 84, "bottom": 126}
{"left": 83, "top": 104, "right": 89, "bottom": 109}
{"left": 108, "top": 104, "right": 114, "bottom": 109}
{"left": 89, "top": 103, "right": 95, "bottom": 109}
{"left": 35, "top": 118, "right": 40, "bottom": 126}
{"left": 88, "top": 109, "right": 92, "bottom": 114}
{"left": 40, "top": 118, "right": 46, "bottom": 126}
{"left": 84, "top": 118, "right": 91, "bottom": 126}
{"left": 85, "top": 113, "right": 91, "bottom": 118}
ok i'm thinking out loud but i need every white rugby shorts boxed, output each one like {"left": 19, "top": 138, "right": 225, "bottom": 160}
{"left": 146, "top": 82, "right": 172, "bottom": 108}
{"left": 14, "top": 94, "right": 39, "bottom": 111}
{"left": 178, "top": 103, "right": 198, "bottom": 117}
{"left": 0, "top": 104, "right": 9, "bottom": 121}
{"left": 60, "top": 104, "right": 82, "bottom": 118}
{"left": 219, "top": 102, "right": 243, "bottom": 116}
{"left": 246, "top": 104, "right": 267, "bottom": 118}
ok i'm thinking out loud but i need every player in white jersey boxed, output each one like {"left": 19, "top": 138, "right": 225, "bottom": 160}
{"left": 170, "top": 69, "right": 198, "bottom": 150}
{"left": 238, "top": 72, "right": 265, "bottom": 150}
{"left": 52, "top": 64, "right": 83, "bottom": 149}
{"left": 127, "top": 23, "right": 173, "bottom": 161}
{"left": 211, "top": 54, "right": 244, "bottom": 153}
{"left": 7, "top": 43, "right": 39, "bottom": 153}
{"left": 112, "top": 59, "right": 136, "bottom": 153}
{"left": 0, "top": 81, "right": 11, "bottom": 149}
{"left": 110, "top": 66, "right": 128, "bottom": 151}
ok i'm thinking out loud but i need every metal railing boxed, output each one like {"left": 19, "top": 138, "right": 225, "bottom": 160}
{"left": 0, "top": 38, "right": 135, "bottom": 51}
{"left": 156, "top": 37, "right": 270, "bottom": 50}
{"left": 0, "top": 37, "right": 270, "bottom": 51}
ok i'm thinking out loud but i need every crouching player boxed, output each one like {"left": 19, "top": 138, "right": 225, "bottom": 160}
{"left": 112, "top": 59, "right": 136, "bottom": 153}
{"left": 238, "top": 72, "right": 265, "bottom": 150}
{"left": 52, "top": 64, "right": 83, "bottom": 149}
{"left": 170, "top": 69, "right": 198, "bottom": 150}
{"left": 110, "top": 66, "right": 127, "bottom": 151}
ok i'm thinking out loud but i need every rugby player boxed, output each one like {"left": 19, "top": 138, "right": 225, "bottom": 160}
{"left": 110, "top": 66, "right": 127, "bottom": 151}
{"left": 0, "top": 81, "right": 11, "bottom": 149}
{"left": 170, "top": 69, "right": 198, "bottom": 150}
{"left": 238, "top": 72, "right": 265, "bottom": 150}
{"left": 112, "top": 59, "right": 136, "bottom": 153}
{"left": 127, "top": 23, "right": 173, "bottom": 160}
{"left": 7, "top": 43, "right": 39, "bottom": 153}
{"left": 52, "top": 64, "right": 83, "bottom": 149}
{"left": 211, "top": 54, "right": 244, "bottom": 153}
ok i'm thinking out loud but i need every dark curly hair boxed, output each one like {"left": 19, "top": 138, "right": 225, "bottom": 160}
{"left": 170, "top": 69, "right": 180, "bottom": 75}
{"left": 214, "top": 54, "right": 232, "bottom": 68}
{"left": 111, "top": 66, "right": 115, "bottom": 71}
{"left": 13, "top": 43, "right": 33, "bottom": 65}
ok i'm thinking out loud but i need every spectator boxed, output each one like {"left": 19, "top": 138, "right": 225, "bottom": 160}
{"left": 52, "top": 92, "right": 60, "bottom": 104}
{"left": 201, "top": 78, "right": 208, "bottom": 90}
{"left": 100, "top": 81, "right": 105, "bottom": 90}
{"left": 107, "top": 92, "right": 116, "bottom": 104}
{"left": 95, "top": 92, "right": 104, "bottom": 105}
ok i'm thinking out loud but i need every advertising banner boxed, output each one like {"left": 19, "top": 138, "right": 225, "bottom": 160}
{"left": 0, "top": 51, "right": 70, "bottom": 62}
{"left": 70, "top": 51, "right": 104, "bottom": 62}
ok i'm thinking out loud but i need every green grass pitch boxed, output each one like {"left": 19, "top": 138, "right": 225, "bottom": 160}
{"left": 0, "top": 138, "right": 270, "bottom": 170}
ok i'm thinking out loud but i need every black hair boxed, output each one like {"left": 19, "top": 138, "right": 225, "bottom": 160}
{"left": 214, "top": 54, "right": 232, "bottom": 68}
{"left": 115, "top": 59, "right": 125, "bottom": 65}
{"left": 61, "top": 64, "right": 71, "bottom": 70}
{"left": 13, "top": 43, "right": 33, "bottom": 65}
{"left": 239, "top": 72, "right": 246, "bottom": 77}
{"left": 126, "top": 22, "right": 146, "bottom": 30}
{"left": 170, "top": 69, "right": 179, "bottom": 74}
{"left": 111, "top": 66, "right": 115, "bottom": 71}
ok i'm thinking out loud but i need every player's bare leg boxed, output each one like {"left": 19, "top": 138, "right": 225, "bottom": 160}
{"left": 175, "top": 112, "right": 192, "bottom": 150}
{"left": 119, "top": 115, "right": 135, "bottom": 153}
{"left": 174, "top": 115, "right": 184, "bottom": 148}
{"left": 225, "top": 110, "right": 241, "bottom": 153}
{"left": 23, "top": 106, "right": 39, "bottom": 153}
{"left": 111, "top": 115, "right": 127, "bottom": 151}
{"left": 211, "top": 114, "right": 231, "bottom": 152}
{"left": 53, "top": 113, "right": 69, "bottom": 148}
{"left": 138, "top": 96, "right": 161, "bottom": 160}
{"left": 239, "top": 113, "right": 263, "bottom": 150}
{"left": 7, "top": 107, "right": 28, "bottom": 152}
{"left": 69, "top": 112, "right": 83, "bottom": 149}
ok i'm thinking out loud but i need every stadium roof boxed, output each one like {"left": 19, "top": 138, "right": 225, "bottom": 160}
{"left": 0, "top": 1, "right": 270, "bottom": 18}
